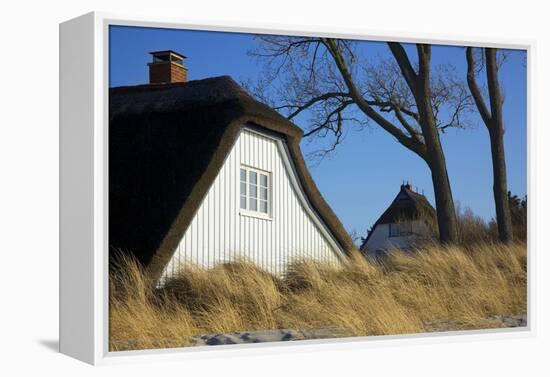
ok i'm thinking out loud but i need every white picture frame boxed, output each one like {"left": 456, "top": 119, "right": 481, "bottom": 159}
{"left": 59, "top": 11, "right": 535, "bottom": 365}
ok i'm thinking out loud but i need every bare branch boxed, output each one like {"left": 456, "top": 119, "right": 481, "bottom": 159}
{"left": 466, "top": 47, "right": 491, "bottom": 126}
{"left": 303, "top": 100, "right": 353, "bottom": 137}
{"left": 388, "top": 42, "right": 418, "bottom": 96}
{"left": 394, "top": 105, "right": 422, "bottom": 141}
{"left": 250, "top": 37, "right": 470, "bottom": 162}
{"left": 325, "top": 38, "right": 427, "bottom": 158}
{"left": 274, "top": 91, "right": 351, "bottom": 119}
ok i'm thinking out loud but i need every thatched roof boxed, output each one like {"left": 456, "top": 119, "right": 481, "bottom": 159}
{"left": 360, "top": 184, "right": 436, "bottom": 249}
{"left": 109, "top": 76, "right": 356, "bottom": 281}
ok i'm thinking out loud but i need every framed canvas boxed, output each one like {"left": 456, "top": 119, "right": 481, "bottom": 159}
{"left": 59, "top": 11, "right": 534, "bottom": 365}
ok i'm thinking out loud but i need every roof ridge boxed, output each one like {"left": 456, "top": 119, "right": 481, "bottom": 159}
{"left": 110, "top": 75, "right": 237, "bottom": 93}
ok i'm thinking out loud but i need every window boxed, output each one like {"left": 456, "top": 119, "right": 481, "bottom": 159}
{"left": 240, "top": 167, "right": 270, "bottom": 216}
{"left": 389, "top": 222, "right": 412, "bottom": 237}
{"left": 389, "top": 223, "right": 400, "bottom": 237}
{"left": 401, "top": 221, "right": 412, "bottom": 235}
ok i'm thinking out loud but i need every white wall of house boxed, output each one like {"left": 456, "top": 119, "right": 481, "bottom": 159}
{"left": 363, "top": 220, "right": 429, "bottom": 257}
{"left": 160, "top": 127, "right": 344, "bottom": 281}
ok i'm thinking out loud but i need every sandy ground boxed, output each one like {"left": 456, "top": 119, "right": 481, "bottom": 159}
{"left": 191, "top": 328, "right": 350, "bottom": 346}
{"left": 190, "top": 314, "right": 527, "bottom": 346}
{"left": 424, "top": 314, "right": 527, "bottom": 333}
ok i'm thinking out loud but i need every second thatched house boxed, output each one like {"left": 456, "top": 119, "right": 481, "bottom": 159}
{"left": 360, "top": 183, "right": 436, "bottom": 258}
{"left": 109, "top": 50, "right": 355, "bottom": 283}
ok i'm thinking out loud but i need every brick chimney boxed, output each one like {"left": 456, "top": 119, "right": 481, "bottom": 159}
{"left": 148, "top": 50, "right": 188, "bottom": 84}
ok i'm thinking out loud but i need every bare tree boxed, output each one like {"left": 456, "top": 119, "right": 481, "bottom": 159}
{"left": 466, "top": 47, "right": 513, "bottom": 243}
{"left": 251, "top": 37, "right": 472, "bottom": 244}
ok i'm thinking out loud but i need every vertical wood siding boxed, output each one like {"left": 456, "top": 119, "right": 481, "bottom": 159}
{"left": 161, "top": 128, "right": 343, "bottom": 280}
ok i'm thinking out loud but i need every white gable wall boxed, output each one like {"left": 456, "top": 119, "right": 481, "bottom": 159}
{"left": 363, "top": 220, "right": 430, "bottom": 257}
{"left": 160, "top": 128, "right": 344, "bottom": 281}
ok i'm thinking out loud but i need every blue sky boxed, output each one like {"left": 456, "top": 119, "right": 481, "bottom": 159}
{"left": 109, "top": 25, "right": 527, "bottom": 237}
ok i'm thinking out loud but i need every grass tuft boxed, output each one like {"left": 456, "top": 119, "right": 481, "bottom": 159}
{"left": 109, "top": 242, "right": 527, "bottom": 351}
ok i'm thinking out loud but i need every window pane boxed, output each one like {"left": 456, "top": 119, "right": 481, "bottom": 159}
{"left": 389, "top": 224, "right": 400, "bottom": 237}
{"left": 240, "top": 196, "right": 247, "bottom": 209}
{"left": 240, "top": 182, "right": 247, "bottom": 196}
{"left": 260, "top": 200, "right": 268, "bottom": 213}
{"left": 260, "top": 174, "right": 268, "bottom": 187}
{"left": 249, "top": 184, "right": 257, "bottom": 198}
{"left": 240, "top": 169, "right": 247, "bottom": 182}
{"left": 249, "top": 197, "right": 257, "bottom": 211}
{"left": 260, "top": 187, "right": 267, "bottom": 200}
{"left": 249, "top": 171, "right": 257, "bottom": 184}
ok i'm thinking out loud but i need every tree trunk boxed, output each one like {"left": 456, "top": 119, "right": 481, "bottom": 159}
{"left": 414, "top": 45, "right": 459, "bottom": 244}
{"left": 489, "top": 126, "right": 513, "bottom": 243}
{"left": 424, "top": 137, "right": 459, "bottom": 244}
{"left": 485, "top": 49, "right": 514, "bottom": 243}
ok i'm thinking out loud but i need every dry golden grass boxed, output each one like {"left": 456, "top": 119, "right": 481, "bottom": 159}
{"left": 109, "top": 242, "right": 527, "bottom": 351}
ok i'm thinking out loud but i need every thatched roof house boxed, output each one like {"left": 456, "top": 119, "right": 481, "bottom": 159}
{"left": 109, "top": 53, "right": 355, "bottom": 282}
{"left": 360, "top": 183, "right": 436, "bottom": 257}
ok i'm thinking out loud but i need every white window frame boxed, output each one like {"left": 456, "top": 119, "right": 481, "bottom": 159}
{"left": 239, "top": 165, "right": 272, "bottom": 220}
